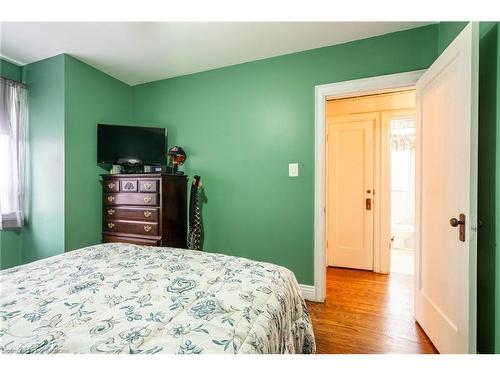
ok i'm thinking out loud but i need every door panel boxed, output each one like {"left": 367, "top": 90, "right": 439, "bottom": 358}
{"left": 415, "top": 23, "right": 478, "bottom": 353}
{"left": 327, "top": 114, "right": 376, "bottom": 270}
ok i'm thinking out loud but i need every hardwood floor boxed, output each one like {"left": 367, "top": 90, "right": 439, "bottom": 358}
{"left": 306, "top": 267, "right": 438, "bottom": 354}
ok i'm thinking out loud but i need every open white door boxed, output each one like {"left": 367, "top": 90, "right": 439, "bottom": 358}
{"left": 415, "top": 23, "right": 478, "bottom": 353}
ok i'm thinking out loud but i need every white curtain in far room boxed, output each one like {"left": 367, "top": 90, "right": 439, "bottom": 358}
{"left": 0, "top": 77, "right": 27, "bottom": 229}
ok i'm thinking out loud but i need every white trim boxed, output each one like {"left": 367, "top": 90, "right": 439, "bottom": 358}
{"left": 314, "top": 70, "right": 425, "bottom": 303}
{"left": 299, "top": 284, "right": 316, "bottom": 302}
{"left": 0, "top": 54, "right": 25, "bottom": 67}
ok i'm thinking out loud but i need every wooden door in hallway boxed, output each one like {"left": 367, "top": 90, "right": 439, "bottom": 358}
{"left": 326, "top": 113, "right": 375, "bottom": 270}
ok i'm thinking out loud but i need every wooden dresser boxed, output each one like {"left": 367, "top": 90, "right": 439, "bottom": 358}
{"left": 101, "top": 173, "right": 187, "bottom": 248}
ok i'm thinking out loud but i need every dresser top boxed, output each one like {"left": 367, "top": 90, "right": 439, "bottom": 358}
{"left": 101, "top": 173, "right": 187, "bottom": 178}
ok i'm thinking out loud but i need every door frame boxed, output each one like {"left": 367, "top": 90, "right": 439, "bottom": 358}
{"left": 313, "top": 70, "right": 425, "bottom": 302}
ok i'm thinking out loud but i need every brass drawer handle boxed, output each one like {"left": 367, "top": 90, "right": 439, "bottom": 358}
{"left": 144, "top": 225, "right": 152, "bottom": 233}
{"left": 107, "top": 209, "right": 115, "bottom": 215}
{"left": 144, "top": 183, "right": 153, "bottom": 189}
{"left": 107, "top": 196, "right": 115, "bottom": 202}
{"left": 143, "top": 211, "right": 152, "bottom": 218}
{"left": 107, "top": 222, "right": 115, "bottom": 229}
{"left": 144, "top": 196, "right": 152, "bottom": 203}
{"left": 107, "top": 182, "right": 116, "bottom": 189}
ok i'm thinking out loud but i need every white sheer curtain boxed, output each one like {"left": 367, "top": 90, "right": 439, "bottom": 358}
{"left": 0, "top": 77, "right": 27, "bottom": 229}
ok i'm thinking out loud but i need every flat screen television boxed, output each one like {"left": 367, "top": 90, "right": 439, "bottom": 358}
{"left": 97, "top": 124, "right": 168, "bottom": 166}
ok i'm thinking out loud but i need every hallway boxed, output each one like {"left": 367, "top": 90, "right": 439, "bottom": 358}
{"left": 306, "top": 267, "right": 438, "bottom": 354}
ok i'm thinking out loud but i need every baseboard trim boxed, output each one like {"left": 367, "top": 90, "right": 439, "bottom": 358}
{"left": 299, "top": 284, "right": 316, "bottom": 302}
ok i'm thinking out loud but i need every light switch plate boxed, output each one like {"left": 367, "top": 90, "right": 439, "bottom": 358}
{"left": 289, "top": 163, "right": 299, "bottom": 177}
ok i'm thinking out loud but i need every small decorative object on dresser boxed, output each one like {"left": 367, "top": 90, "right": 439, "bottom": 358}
{"left": 167, "top": 146, "right": 186, "bottom": 175}
{"left": 101, "top": 173, "right": 187, "bottom": 248}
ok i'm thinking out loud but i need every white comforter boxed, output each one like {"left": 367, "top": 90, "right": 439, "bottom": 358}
{"left": 0, "top": 243, "right": 315, "bottom": 354}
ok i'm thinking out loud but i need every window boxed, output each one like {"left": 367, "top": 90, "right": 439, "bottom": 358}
{"left": 390, "top": 117, "right": 415, "bottom": 192}
{"left": 0, "top": 77, "right": 27, "bottom": 229}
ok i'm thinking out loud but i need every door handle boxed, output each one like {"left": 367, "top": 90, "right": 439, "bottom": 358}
{"left": 366, "top": 198, "right": 371, "bottom": 211}
{"left": 450, "top": 213, "right": 466, "bottom": 242}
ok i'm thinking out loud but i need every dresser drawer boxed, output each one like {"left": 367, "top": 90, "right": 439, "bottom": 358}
{"left": 120, "top": 179, "right": 138, "bottom": 192}
{"left": 104, "top": 193, "right": 158, "bottom": 206}
{"left": 104, "top": 220, "right": 159, "bottom": 236}
{"left": 104, "top": 180, "right": 119, "bottom": 192}
{"left": 139, "top": 180, "right": 158, "bottom": 193}
{"left": 102, "top": 234, "right": 159, "bottom": 246}
{"left": 104, "top": 207, "right": 158, "bottom": 222}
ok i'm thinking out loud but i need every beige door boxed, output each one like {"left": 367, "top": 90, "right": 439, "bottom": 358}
{"left": 415, "top": 23, "right": 478, "bottom": 353}
{"left": 327, "top": 113, "right": 376, "bottom": 270}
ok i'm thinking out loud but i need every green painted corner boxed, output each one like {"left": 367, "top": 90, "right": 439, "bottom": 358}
{"left": 0, "top": 58, "right": 22, "bottom": 82}
{"left": 21, "top": 54, "right": 66, "bottom": 264}
{"left": 64, "top": 55, "right": 133, "bottom": 251}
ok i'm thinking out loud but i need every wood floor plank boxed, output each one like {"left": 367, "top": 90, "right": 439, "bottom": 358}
{"left": 306, "top": 267, "right": 438, "bottom": 354}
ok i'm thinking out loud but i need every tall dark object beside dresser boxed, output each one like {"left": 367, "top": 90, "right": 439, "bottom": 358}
{"left": 101, "top": 173, "right": 187, "bottom": 248}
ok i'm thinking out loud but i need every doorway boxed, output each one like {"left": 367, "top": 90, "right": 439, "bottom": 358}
{"left": 326, "top": 90, "right": 416, "bottom": 273}
{"left": 314, "top": 25, "right": 478, "bottom": 353}
{"left": 389, "top": 115, "right": 416, "bottom": 275}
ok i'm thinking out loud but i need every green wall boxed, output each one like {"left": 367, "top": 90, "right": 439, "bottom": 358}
{"left": 494, "top": 24, "right": 499, "bottom": 353}
{"left": 64, "top": 55, "right": 133, "bottom": 251}
{"left": 0, "top": 59, "right": 23, "bottom": 269}
{"left": 437, "top": 22, "right": 468, "bottom": 54}
{"left": 0, "top": 230, "right": 21, "bottom": 269}
{"left": 0, "top": 58, "right": 22, "bottom": 82}
{"left": 21, "top": 55, "right": 66, "bottom": 263}
{"left": 132, "top": 25, "right": 439, "bottom": 285}
{"left": 0, "top": 54, "right": 133, "bottom": 267}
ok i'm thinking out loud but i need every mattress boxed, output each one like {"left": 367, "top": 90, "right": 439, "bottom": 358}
{"left": 0, "top": 243, "right": 315, "bottom": 354}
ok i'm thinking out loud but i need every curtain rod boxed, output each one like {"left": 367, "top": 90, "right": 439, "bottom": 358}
{"left": 0, "top": 75, "right": 27, "bottom": 88}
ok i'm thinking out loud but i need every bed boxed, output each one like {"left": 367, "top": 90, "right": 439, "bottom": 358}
{"left": 0, "top": 243, "right": 315, "bottom": 354}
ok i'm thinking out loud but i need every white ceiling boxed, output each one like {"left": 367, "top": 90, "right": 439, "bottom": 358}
{"left": 0, "top": 22, "right": 434, "bottom": 86}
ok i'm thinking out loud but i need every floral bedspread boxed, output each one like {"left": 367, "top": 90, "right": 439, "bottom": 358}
{"left": 0, "top": 243, "right": 315, "bottom": 354}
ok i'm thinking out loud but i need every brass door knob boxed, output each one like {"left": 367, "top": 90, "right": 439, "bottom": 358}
{"left": 107, "top": 196, "right": 115, "bottom": 202}
{"left": 144, "top": 196, "right": 152, "bottom": 203}
{"left": 450, "top": 217, "right": 465, "bottom": 227}
{"left": 107, "top": 222, "right": 115, "bottom": 229}
{"left": 450, "top": 213, "right": 466, "bottom": 242}
{"left": 107, "top": 182, "right": 116, "bottom": 189}
{"left": 107, "top": 209, "right": 115, "bottom": 215}
{"left": 143, "top": 211, "right": 152, "bottom": 218}
{"left": 144, "top": 225, "right": 152, "bottom": 233}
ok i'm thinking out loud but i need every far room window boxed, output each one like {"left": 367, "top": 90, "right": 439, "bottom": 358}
{"left": 390, "top": 117, "right": 415, "bottom": 192}
{"left": 0, "top": 77, "right": 27, "bottom": 229}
